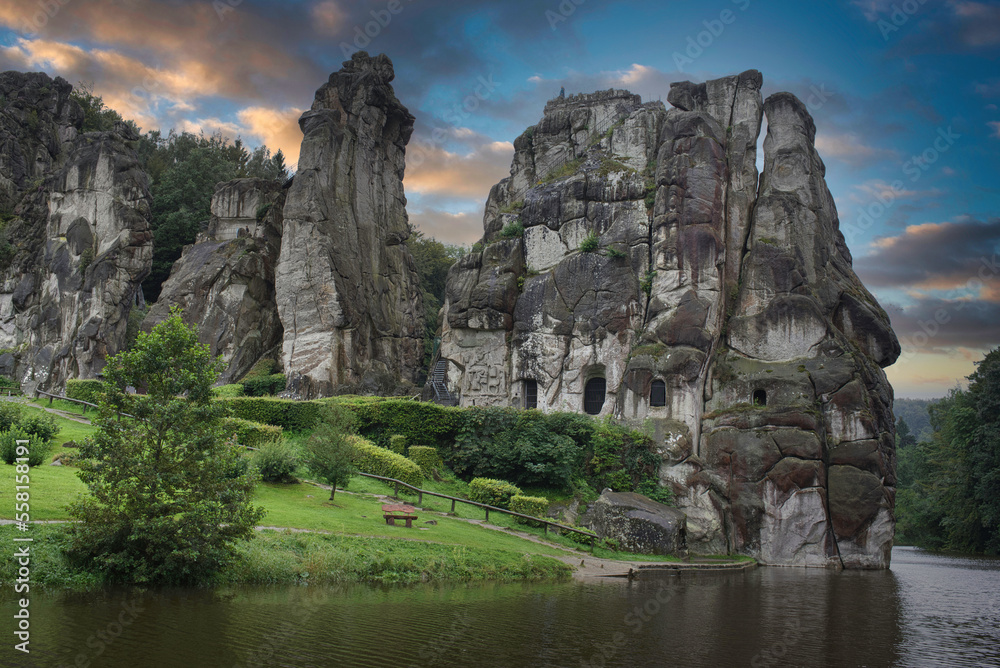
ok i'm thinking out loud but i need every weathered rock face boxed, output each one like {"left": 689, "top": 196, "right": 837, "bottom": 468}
{"left": 0, "top": 71, "right": 152, "bottom": 392}
{"left": 142, "top": 178, "right": 284, "bottom": 384}
{"left": 275, "top": 52, "right": 424, "bottom": 398}
{"left": 436, "top": 73, "right": 900, "bottom": 569}
{"left": 589, "top": 491, "right": 687, "bottom": 556}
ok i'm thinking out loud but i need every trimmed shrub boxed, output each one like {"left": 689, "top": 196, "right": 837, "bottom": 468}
{"left": 251, "top": 441, "right": 299, "bottom": 483}
{"left": 332, "top": 398, "right": 460, "bottom": 450}
{"left": 65, "top": 379, "right": 106, "bottom": 404}
{"left": 389, "top": 434, "right": 407, "bottom": 455}
{"left": 348, "top": 435, "right": 423, "bottom": 486}
{"left": 216, "top": 397, "right": 322, "bottom": 432}
{"left": 468, "top": 478, "right": 523, "bottom": 509}
{"left": 220, "top": 417, "right": 283, "bottom": 449}
{"left": 509, "top": 495, "right": 549, "bottom": 524}
{"left": 0, "top": 402, "right": 21, "bottom": 431}
{"left": 18, "top": 413, "right": 58, "bottom": 442}
{"left": 0, "top": 426, "right": 51, "bottom": 466}
{"left": 407, "top": 445, "right": 440, "bottom": 473}
{"left": 242, "top": 374, "right": 286, "bottom": 397}
{"left": 212, "top": 384, "right": 245, "bottom": 398}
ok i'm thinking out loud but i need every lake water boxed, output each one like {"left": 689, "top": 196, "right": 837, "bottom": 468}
{"left": 2, "top": 547, "right": 998, "bottom": 667}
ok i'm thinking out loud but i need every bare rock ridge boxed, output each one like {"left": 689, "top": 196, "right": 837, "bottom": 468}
{"left": 142, "top": 178, "right": 285, "bottom": 384}
{"left": 0, "top": 71, "right": 152, "bottom": 393}
{"left": 275, "top": 52, "right": 424, "bottom": 398}
{"left": 434, "top": 71, "right": 900, "bottom": 569}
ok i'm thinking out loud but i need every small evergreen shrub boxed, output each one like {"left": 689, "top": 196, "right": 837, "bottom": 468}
{"left": 509, "top": 495, "right": 549, "bottom": 525}
{"left": 348, "top": 436, "right": 423, "bottom": 486}
{"left": 579, "top": 232, "right": 599, "bottom": 253}
{"left": 0, "top": 426, "right": 51, "bottom": 466}
{"left": 499, "top": 220, "right": 524, "bottom": 239}
{"left": 0, "top": 402, "right": 20, "bottom": 431}
{"left": 251, "top": 441, "right": 299, "bottom": 483}
{"left": 468, "top": 478, "right": 523, "bottom": 509}
{"left": 389, "top": 434, "right": 407, "bottom": 455}
{"left": 407, "top": 445, "right": 440, "bottom": 473}
{"left": 18, "top": 413, "right": 58, "bottom": 443}
{"left": 221, "top": 417, "right": 283, "bottom": 449}
{"left": 65, "top": 379, "right": 106, "bottom": 404}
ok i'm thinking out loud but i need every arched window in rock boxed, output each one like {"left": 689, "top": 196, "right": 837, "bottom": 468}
{"left": 584, "top": 377, "right": 607, "bottom": 415}
{"left": 524, "top": 379, "right": 538, "bottom": 409}
{"left": 752, "top": 389, "right": 767, "bottom": 407}
{"left": 650, "top": 379, "right": 666, "bottom": 407}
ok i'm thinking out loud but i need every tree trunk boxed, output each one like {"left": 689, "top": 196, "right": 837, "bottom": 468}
{"left": 329, "top": 485, "right": 336, "bottom": 501}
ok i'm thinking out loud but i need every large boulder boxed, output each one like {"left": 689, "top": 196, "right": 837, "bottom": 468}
{"left": 0, "top": 71, "right": 152, "bottom": 393}
{"left": 590, "top": 491, "right": 687, "bottom": 556}
{"left": 274, "top": 52, "right": 424, "bottom": 398}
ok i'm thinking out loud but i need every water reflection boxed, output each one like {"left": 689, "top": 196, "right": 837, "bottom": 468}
{"left": 1, "top": 548, "right": 997, "bottom": 667}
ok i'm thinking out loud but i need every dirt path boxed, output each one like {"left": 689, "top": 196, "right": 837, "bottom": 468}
{"left": 1, "top": 395, "right": 92, "bottom": 425}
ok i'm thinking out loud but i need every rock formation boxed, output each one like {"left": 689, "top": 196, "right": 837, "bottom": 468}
{"left": 142, "top": 178, "right": 285, "bottom": 383}
{"left": 435, "top": 72, "right": 900, "bottom": 568}
{"left": 589, "top": 491, "right": 687, "bottom": 556}
{"left": 275, "top": 52, "right": 424, "bottom": 398}
{"left": 0, "top": 72, "right": 152, "bottom": 393}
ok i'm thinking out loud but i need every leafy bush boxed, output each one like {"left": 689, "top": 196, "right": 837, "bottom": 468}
{"left": 468, "top": 478, "right": 523, "bottom": 509}
{"left": 348, "top": 435, "right": 423, "bottom": 486}
{"left": 220, "top": 417, "right": 283, "bottom": 449}
{"left": 18, "top": 413, "right": 58, "bottom": 442}
{"left": 587, "top": 418, "right": 660, "bottom": 494}
{"left": 509, "top": 495, "right": 549, "bottom": 524}
{"left": 0, "top": 402, "right": 21, "bottom": 431}
{"left": 638, "top": 479, "right": 675, "bottom": 506}
{"left": 0, "top": 426, "right": 51, "bottom": 466}
{"left": 333, "top": 398, "right": 460, "bottom": 450}
{"left": 216, "top": 397, "right": 321, "bottom": 432}
{"left": 389, "top": 434, "right": 407, "bottom": 455}
{"left": 0, "top": 376, "right": 20, "bottom": 393}
{"left": 449, "top": 407, "right": 586, "bottom": 488}
{"left": 407, "top": 445, "right": 440, "bottom": 473}
{"left": 579, "top": 232, "right": 599, "bottom": 253}
{"left": 251, "top": 441, "right": 299, "bottom": 483}
{"left": 66, "top": 379, "right": 106, "bottom": 404}
{"left": 499, "top": 220, "right": 524, "bottom": 239}
{"left": 242, "top": 374, "right": 286, "bottom": 397}
{"left": 212, "top": 384, "right": 245, "bottom": 398}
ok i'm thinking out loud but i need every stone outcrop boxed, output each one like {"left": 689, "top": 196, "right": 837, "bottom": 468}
{"left": 589, "top": 491, "right": 687, "bottom": 556}
{"left": 435, "top": 72, "right": 900, "bottom": 569}
{"left": 142, "top": 178, "right": 285, "bottom": 384}
{"left": 0, "top": 71, "right": 152, "bottom": 392}
{"left": 274, "top": 52, "right": 424, "bottom": 398}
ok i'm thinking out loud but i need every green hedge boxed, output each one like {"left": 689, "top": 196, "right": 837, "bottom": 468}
{"left": 242, "top": 374, "right": 286, "bottom": 397}
{"left": 0, "top": 427, "right": 51, "bottom": 467}
{"left": 212, "top": 384, "right": 245, "bottom": 398}
{"left": 220, "top": 417, "right": 283, "bottom": 449}
{"left": 509, "top": 495, "right": 549, "bottom": 525}
{"left": 348, "top": 436, "right": 423, "bottom": 487}
{"left": 468, "top": 478, "right": 522, "bottom": 509}
{"left": 330, "top": 398, "right": 460, "bottom": 449}
{"left": 407, "top": 445, "right": 440, "bottom": 473}
{"left": 216, "top": 397, "right": 322, "bottom": 432}
{"left": 389, "top": 434, "right": 407, "bottom": 455}
{"left": 65, "top": 379, "right": 106, "bottom": 404}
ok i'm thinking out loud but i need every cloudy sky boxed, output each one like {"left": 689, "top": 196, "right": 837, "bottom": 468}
{"left": 1, "top": 0, "right": 998, "bottom": 399}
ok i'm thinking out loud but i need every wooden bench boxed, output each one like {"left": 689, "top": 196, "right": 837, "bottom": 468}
{"left": 382, "top": 503, "right": 418, "bottom": 528}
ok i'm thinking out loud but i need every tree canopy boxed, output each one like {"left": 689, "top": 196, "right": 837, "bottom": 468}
{"left": 67, "top": 309, "right": 265, "bottom": 584}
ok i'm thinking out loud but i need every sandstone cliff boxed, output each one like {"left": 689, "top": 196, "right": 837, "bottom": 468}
{"left": 0, "top": 71, "right": 152, "bottom": 393}
{"left": 142, "top": 178, "right": 285, "bottom": 384}
{"left": 275, "top": 52, "right": 424, "bottom": 398}
{"left": 435, "top": 72, "right": 900, "bottom": 568}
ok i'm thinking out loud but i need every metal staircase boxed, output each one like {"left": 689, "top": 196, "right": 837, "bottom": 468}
{"left": 428, "top": 360, "right": 458, "bottom": 406}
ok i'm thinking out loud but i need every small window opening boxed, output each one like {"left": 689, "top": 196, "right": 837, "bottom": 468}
{"left": 584, "top": 377, "right": 607, "bottom": 415}
{"left": 650, "top": 379, "right": 666, "bottom": 407}
{"left": 752, "top": 389, "right": 767, "bottom": 407}
{"left": 524, "top": 379, "right": 538, "bottom": 409}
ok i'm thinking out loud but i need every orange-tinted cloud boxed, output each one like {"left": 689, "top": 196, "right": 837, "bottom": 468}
{"left": 237, "top": 106, "right": 304, "bottom": 167}
{"left": 405, "top": 139, "right": 512, "bottom": 199}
